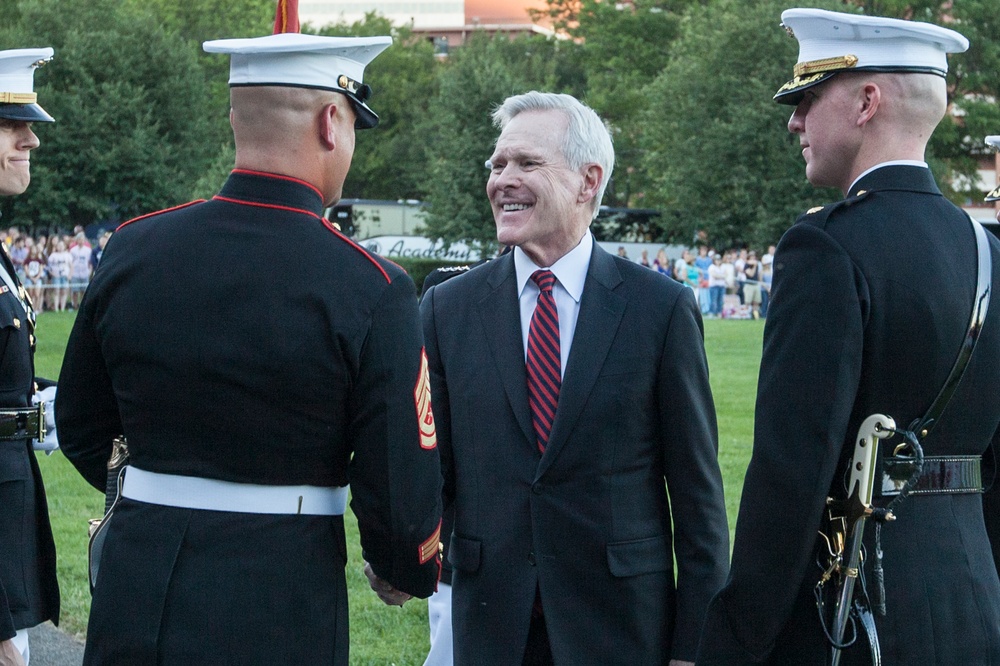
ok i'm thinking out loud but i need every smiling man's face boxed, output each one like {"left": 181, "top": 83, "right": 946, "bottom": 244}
{"left": 486, "top": 109, "right": 592, "bottom": 266}
{"left": 0, "top": 118, "right": 39, "bottom": 196}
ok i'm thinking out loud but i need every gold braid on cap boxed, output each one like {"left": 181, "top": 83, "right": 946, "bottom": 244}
{"left": 794, "top": 54, "right": 859, "bottom": 77}
{"left": 0, "top": 92, "right": 37, "bottom": 104}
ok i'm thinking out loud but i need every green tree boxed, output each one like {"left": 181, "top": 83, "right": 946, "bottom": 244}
{"left": 1, "top": 0, "right": 217, "bottom": 229}
{"left": 572, "top": 0, "right": 686, "bottom": 208}
{"left": 317, "top": 13, "right": 440, "bottom": 201}
{"left": 640, "top": 0, "right": 841, "bottom": 247}
{"left": 420, "top": 32, "right": 584, "bottom": 251}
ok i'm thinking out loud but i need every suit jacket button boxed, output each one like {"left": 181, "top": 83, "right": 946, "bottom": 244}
{"left": 528, "top": 551, "right": 536, "bottom": 566}
{"left": 532, "top": 483, "right": 542, "bottom": 495}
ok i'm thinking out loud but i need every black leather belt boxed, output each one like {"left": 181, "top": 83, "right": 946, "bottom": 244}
{"left": 881, "top": 455, "right": 982, "bottom": 497}
{"left": 0, "top": 405, "right": 45, "bottom": 441}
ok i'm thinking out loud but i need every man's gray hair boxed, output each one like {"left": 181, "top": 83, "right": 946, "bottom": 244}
{"left": 492, "top": 91, "right": 615, "bottom": 219}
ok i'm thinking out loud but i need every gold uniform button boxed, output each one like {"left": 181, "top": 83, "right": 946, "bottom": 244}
{"left": 12, "top": 318, "right": 20, "bottom": 330}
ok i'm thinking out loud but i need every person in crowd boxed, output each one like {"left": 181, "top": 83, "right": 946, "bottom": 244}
{"left": 699, "top": 9, "right": 1000, "bottom": 664}
{"left": 653, "top": 248, "right": 672, "bottom": 278}
{"left": 44, "top": 239, "right": 70, "bottom": 312}
{"left": 733, "top": 247, "right": 747, "bottom": 304}
{"left": 673, "top": 248, "right": 690, "bottom": 285}
{"left": 694, "top": 245, "right": 712, "bottom": 314}
{"left": 759, "top": 244, "right": 775, "bottom": 318}
{"left": 23, "top": 245, "right": 45, "bottom": 314}
{"left": 421, "top": 91, "right": 729, "bottom": 665}
{"left": 721, "top": 251, "right": 736, "bottom": 307}
{"left": 741, "top": 250, "right": 761, "bottom": 319}
{"left": 89, "top": 231, "right": 110, "bottom": 272}
{"left": 639, "top": 249, "right": 651, "bottom": 268}
{"left": 0, "top": 47, "right": 60, "bottom": 666}
{"left": 707, "top": 254, "right": 726, "bottom": 318}
{"left": 68, "top": 232, "right": 91, "bottom": 309}
{"left": 9, "top": 236, "right": 26, "bottom": 281}
{"left": 55, "top": 9, "right": 441, "bottom": 664}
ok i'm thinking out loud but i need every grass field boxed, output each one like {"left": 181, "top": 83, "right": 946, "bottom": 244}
{"left": 32, "top": 311, "right": 764, "bottom": 664}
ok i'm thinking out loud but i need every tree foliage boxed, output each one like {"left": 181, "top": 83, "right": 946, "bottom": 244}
{"left": 1, "top": 0, "right": 997, "bottom": 245}
{"left": 421, "top": 32, "right": 584, "bottom": 253}
{"left": 318, "top": 14, "right": 440, "bottom": 201}
{"left": 0, "top": 0, "right": 217, "bottom": 228}
{"left": 640, "top": 0, "right": 846, "bottom": 247}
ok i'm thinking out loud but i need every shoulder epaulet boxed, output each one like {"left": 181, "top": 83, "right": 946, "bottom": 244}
{"left": 438, "top": 265, "right": 472, "bottom": 274}
{"left": 116, "top": 200, "right": 206, "bottom": 232}
{"left": 797, "top": 189, "right": 872, "bottom": 226}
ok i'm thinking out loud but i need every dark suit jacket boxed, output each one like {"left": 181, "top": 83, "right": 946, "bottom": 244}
{"left": 422, "top": 241, "right": 730, "bottom": 664}
{"left": 698, "top": 166, "right": 1000, "bottom": 664}
{"left": 56, "top": 170, "right": 441, "bottom": 665}
{"left": 0, "top": 247, "right": 58, "bottom": 641}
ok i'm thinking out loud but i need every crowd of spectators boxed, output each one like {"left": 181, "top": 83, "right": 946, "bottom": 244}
{"left": 620, "top": 244, "right": 779, "bottom": 319}
{"left": 5, "top": 225, "right": 111, "bottom": 313}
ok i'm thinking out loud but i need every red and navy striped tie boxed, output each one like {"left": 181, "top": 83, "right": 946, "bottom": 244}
{"left": 527, "top": 270, "right": 561, "bottom": 453}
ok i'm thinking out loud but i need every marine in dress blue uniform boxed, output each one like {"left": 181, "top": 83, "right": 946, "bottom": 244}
{"left": 0, "top": 47, "right": 59, "bottom": 666}
{"left": 698, "top": 9, "right": 1000, "bottom": 664}
{"left": 55, "top": 20, "right": 441, "bottom": 666}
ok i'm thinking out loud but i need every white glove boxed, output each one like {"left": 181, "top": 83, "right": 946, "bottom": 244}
{"left": 32, "top": 385, "right": 58, "bottom": 454}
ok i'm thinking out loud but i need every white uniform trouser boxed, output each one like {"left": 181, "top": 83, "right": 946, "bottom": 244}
{"left": 13, "top": 628, "right": 29, "bottom": 665}
{"left": 423, "top": 582, "right": 453, "bottom": 666}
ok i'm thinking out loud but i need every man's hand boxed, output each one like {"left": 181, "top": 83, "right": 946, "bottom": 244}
{"left": 668, "top": 661, "right": 694, "bottom": 666}
{"left": 0, "top": 639, "right": 26, "bottom": 666}
{"left": 363, "top": 562, "right": 412, "bottom": 607}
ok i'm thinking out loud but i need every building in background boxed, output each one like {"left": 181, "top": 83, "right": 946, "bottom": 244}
{"left": 299, "top": 0, "right": 552, "bottom": 54}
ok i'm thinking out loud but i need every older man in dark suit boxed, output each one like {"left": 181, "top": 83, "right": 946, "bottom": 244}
{"left": 421, "top": 91, "right": 729, "bottom": 665}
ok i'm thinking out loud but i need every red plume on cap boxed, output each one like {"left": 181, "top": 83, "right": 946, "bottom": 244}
{"left": 273, "top": 0, "right": 300, "bottom": 34}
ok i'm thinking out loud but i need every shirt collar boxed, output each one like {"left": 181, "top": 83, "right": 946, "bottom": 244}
{"left": 514, "top": 231, "right": 593, "bottom": 303}
{"left": 849, "top": 160, "right": 927, "bottom": 193}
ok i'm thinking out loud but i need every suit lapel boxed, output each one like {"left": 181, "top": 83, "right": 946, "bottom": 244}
{"left": 478, "top": 254, "right": 535, "bottom": 448}
{"left": 536, "top": 245, "right": 625, "bottom": 478}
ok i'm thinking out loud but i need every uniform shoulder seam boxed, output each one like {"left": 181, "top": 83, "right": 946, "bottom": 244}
{"left": 116, "top": 200, "right": 206, "bottom": 232}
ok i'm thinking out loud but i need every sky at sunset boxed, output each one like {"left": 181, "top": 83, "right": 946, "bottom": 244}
{"left": 465, "top": 0, "right": 548, "bottom": 23}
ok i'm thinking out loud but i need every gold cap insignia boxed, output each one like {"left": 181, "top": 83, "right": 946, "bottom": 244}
{"left": 807, "top": 206, "right": 824, "bottom": 215}
{"left": 794, "top": 54, "right": 859, "bottom": 78}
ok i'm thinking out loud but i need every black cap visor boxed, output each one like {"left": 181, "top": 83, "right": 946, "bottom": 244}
{"left": 986, "top": 185, "right": 1000, "bottom": 203}
{"left": 775, "top": 66, "right": 947, "bottom": 105}
{"left": 0, "top": 102, "right": 54, "bottom": 122}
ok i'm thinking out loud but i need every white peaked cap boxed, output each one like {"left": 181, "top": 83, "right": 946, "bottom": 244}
{"left": 774, "top": 8, "right": 968, "bottom": 105}
{"left": 0, "top": 48, "right": 55, "bottom": 122}
{"left": 203, "top": 33, "right": 392, "bottom": 129}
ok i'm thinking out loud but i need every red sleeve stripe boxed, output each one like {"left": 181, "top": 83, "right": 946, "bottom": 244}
{"left": 212, "top": 195, "right": 322, "bottom": 219}
{"left": 231, "top": 168, "right": 324, "bottom": 200}
{"left": 321, "top": 218, "right": 391, "bottom": 283}
{"left": 116, "top": 200, "right": 206, "bottom": 232}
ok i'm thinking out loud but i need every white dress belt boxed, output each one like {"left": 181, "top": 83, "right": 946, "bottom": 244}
{"left": 121, "top": 466, "right": 349, "bottom": 516}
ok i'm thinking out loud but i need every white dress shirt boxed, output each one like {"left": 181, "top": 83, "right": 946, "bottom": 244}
{"left": 514, "top": 232, "right": 593, "bottom": 379}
